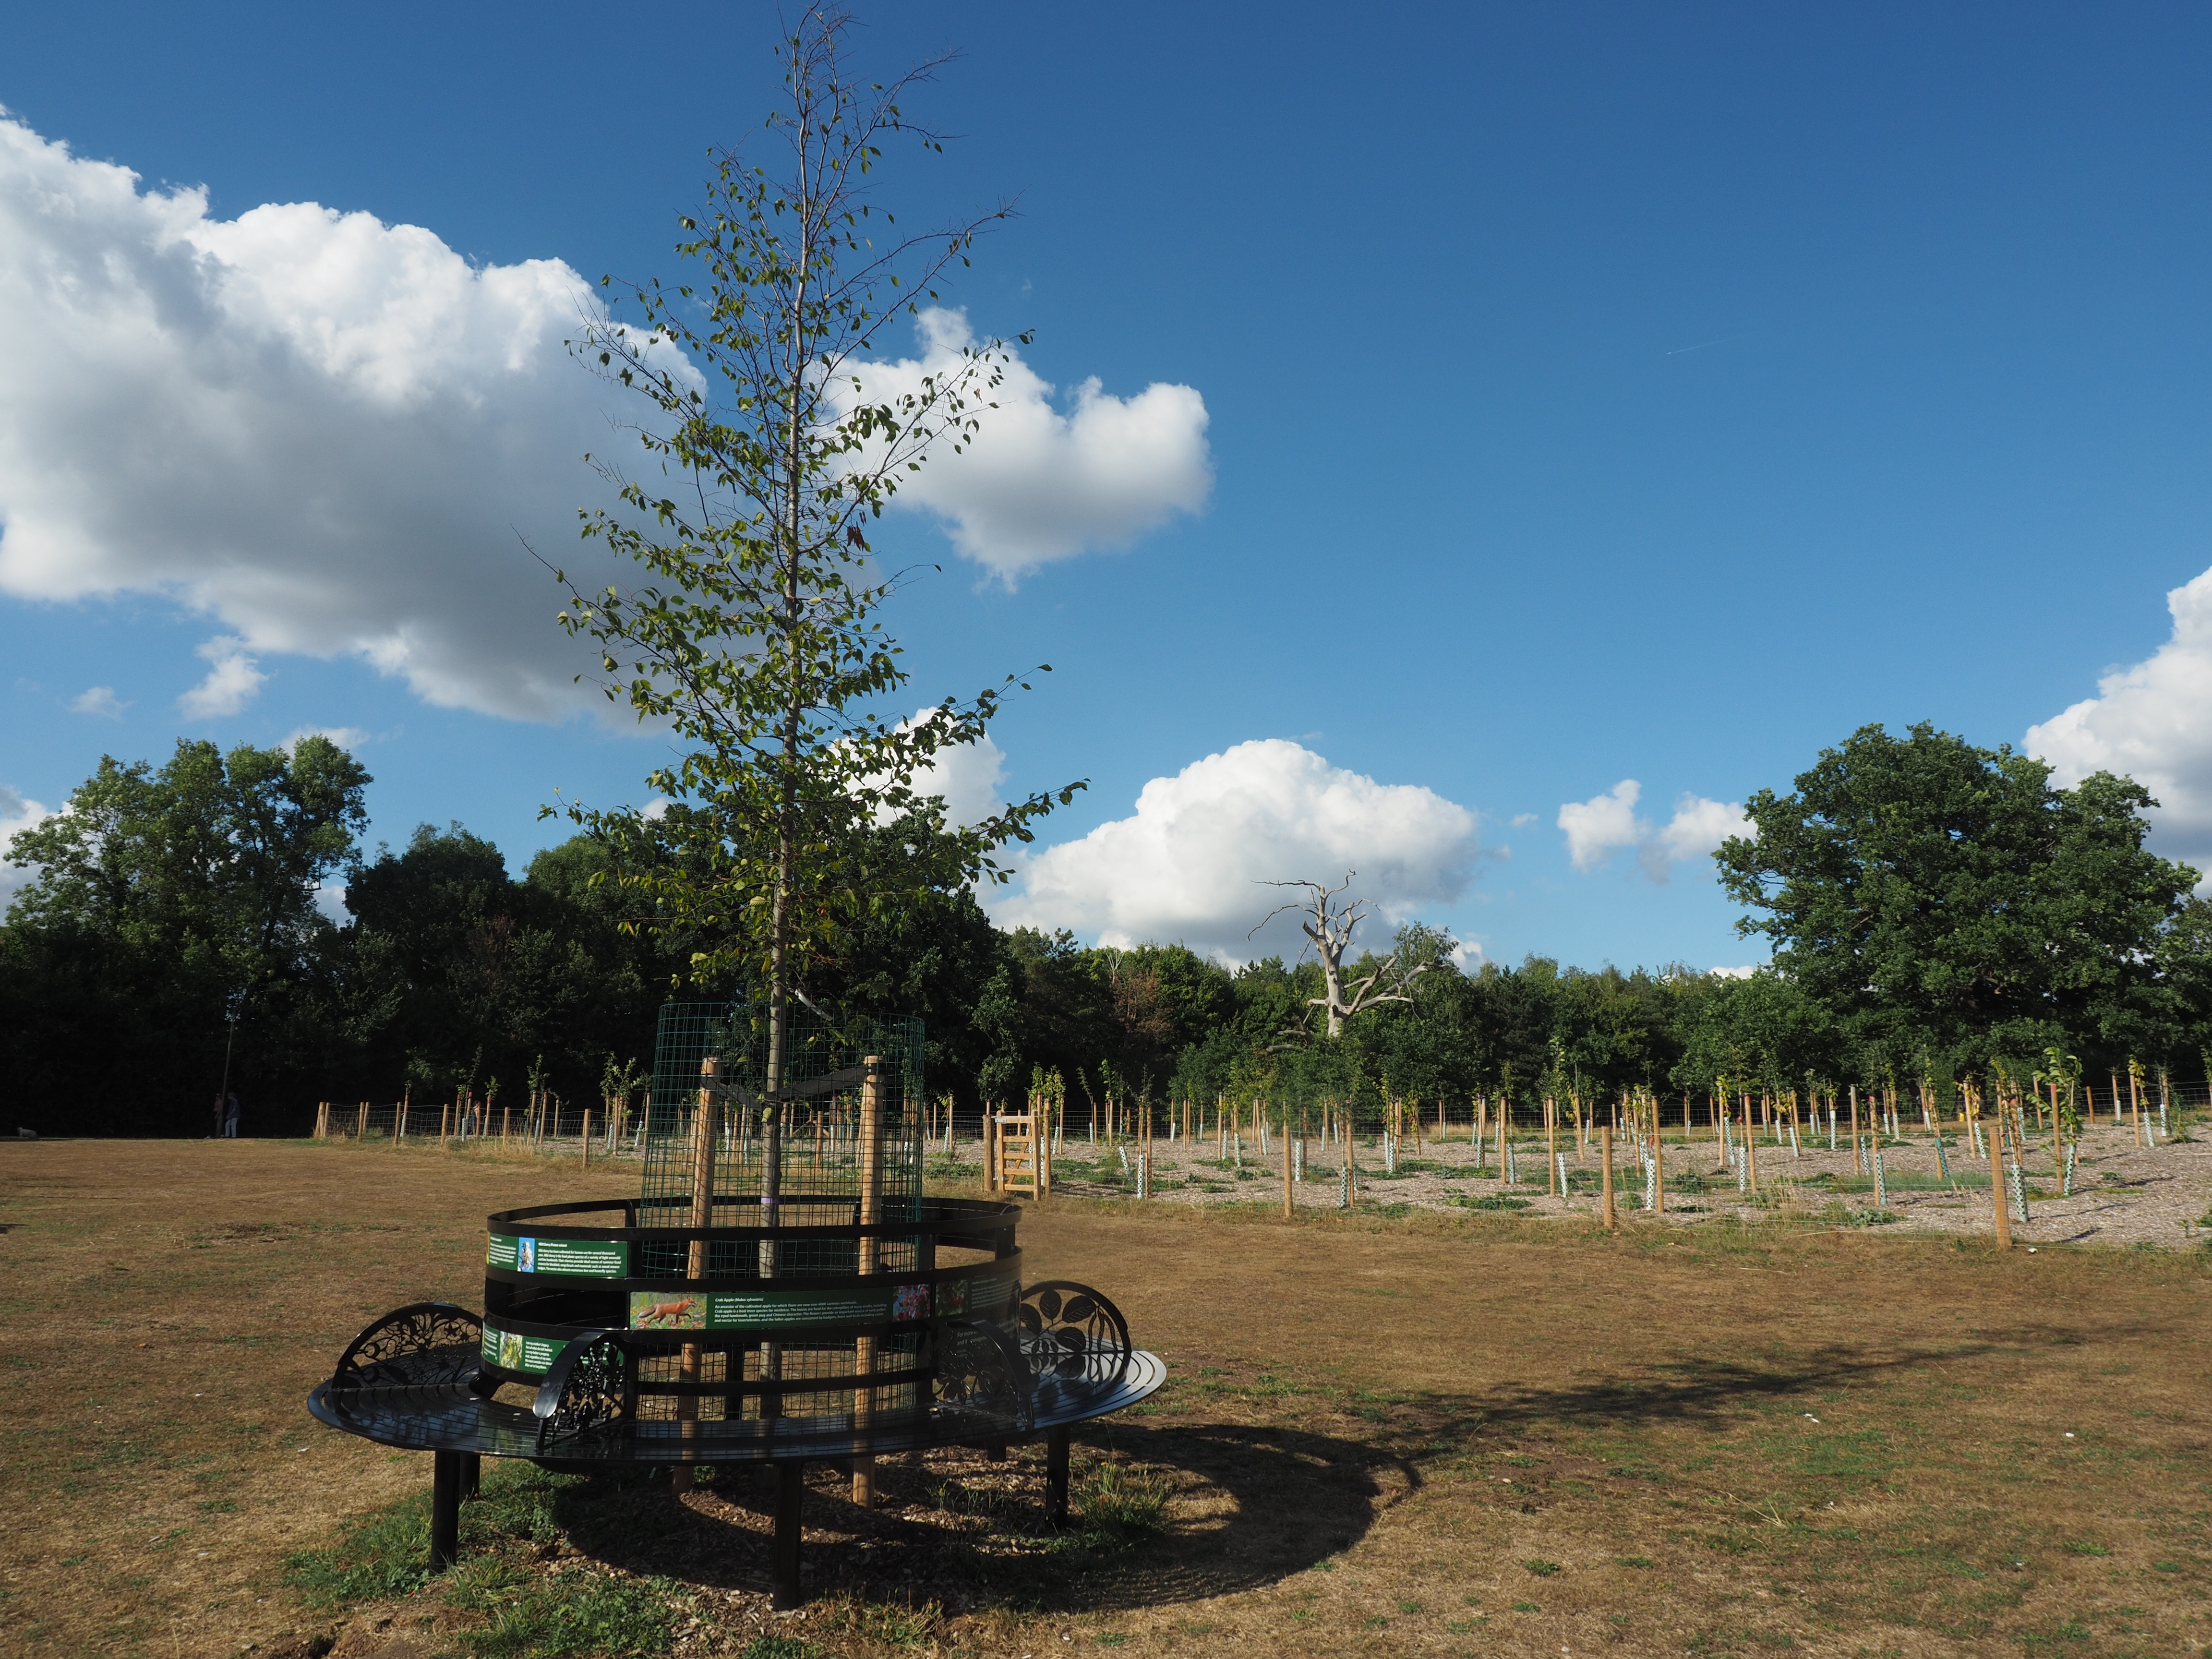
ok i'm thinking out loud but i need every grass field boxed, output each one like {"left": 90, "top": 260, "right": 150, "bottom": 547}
{"left": 3, "top": 1139, "right": 2210, "bottom": 1658}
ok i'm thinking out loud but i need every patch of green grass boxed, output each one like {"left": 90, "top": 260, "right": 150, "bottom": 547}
{"left": 819, "top": 1597, "right": 941, "bottom": 1647}
{"left": 1078, "top": 1460, "right": 1169, "bottom": 1549}
{"left": 284, "top": 1462, "right": 684, "bottom": 1657}
{"left": 2064, "top": 1540, "right": 2110, "bottom": 1556}
{"left": 1512, "top": 1600, "right": 1541, "bottom": 1613}
{"left": 282, "top": 1488, "right": 435, "bottom": 1607}
{"left": 1453, "top": 1194, "right": 1532, "bottom": 1212}
{"left": 1524, "top": 1558, "right": 1562, "bottom": 1576}
{"left": 450, "top": 1559, "right": 676, "bottom": 1657}
{"left": 737, "top": 1639, "right": 822, "bottom": 1659}
{"left": 1617, "top": 1555, "right": 1653, "bottom": 1568}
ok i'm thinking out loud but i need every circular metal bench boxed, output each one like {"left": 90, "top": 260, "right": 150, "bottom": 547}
{"left": 308, "top": 1195, "right": 1161, "bottom": 1605}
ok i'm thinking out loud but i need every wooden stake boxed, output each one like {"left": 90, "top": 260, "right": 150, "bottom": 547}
{"left": 1282, "top": 1118, "right": 1294, "bottom": 1218}
{"left": 1849, "top": 1086, "right": 1861, "bottom": 1173}
{"left": 1545, "top": 1098, "right": 1559, "bottom": 1196}
{"left": 1601, "top": 1124, "right": 1617, "bottom": 1232}
{"left": 854, "top": 1057, "right": 882, "bottom": 1509}
{"left": 582, "top": 1108, "right": 592, "bottom": 1168}
{"left": 673, "top": 1056, "right": 719, "bottom": 1494}
{"left": 1990, "top": 1100, "right": 2011, "bottom": 1249}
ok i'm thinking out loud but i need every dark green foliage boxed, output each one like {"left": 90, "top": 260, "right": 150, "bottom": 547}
{"left": 10, "top": 720, "right": 2212, "bottom": 1130}
{"left": 0, "top": 736, "right": 368, "bottom": 1132}
{"left": 1717, "top": 722, "right": 2200, "bottom": 1077}
{"left": 0, "top": 737, "right": 670, "bottom": 1132}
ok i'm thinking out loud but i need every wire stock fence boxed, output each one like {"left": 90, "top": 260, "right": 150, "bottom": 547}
{"left": 311, "top": 1098, "right": 639, "bottom": 1160}
{"left": 308, "top": 1074, "right": 2212, "bottom": 1165}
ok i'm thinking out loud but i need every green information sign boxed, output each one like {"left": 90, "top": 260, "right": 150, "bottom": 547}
{"left": 488, "top": 1234, "right": 629, "bottom": 1277}
{"left": 481, "top": 1325, "right": 569, "bottom": 1377}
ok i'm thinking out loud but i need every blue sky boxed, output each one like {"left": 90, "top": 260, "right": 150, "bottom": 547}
{"left": 5, "top": 2, "right": 2212, "bottom": 974}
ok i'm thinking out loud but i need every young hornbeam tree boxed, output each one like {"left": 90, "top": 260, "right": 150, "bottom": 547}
{"left": 546, "top": 10, "right": 1081, "bottom": 1112}
{"left": 1251, "top": 873, "right": 1431, "bottom": 1040}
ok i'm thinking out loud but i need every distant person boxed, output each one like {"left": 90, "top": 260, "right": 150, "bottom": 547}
{"left": 223, "top": 1093, "right": 241, "bottom": 1139}
{"left": 211, "top": 1095, "right": 225, "bottom": 1140}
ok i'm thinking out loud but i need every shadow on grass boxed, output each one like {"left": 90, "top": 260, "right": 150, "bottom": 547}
{"left": 530, "top": 1420, "right": 1393, "bottom": 1615}
{"left": 299, "top": 1331, "right": 2116, "bottom": 1633}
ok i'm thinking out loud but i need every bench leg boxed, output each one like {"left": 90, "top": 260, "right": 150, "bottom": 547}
{"left": 431, "top": 1450, "right": 462, "bottom": 1571}
{"left": 1046, "top": 1427, "right": 1071, "bottom": 1529}
{"left": 770, "top": 1461, "right": 805, "bottom": 1610}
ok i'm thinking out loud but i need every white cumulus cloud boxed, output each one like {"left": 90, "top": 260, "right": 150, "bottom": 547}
{"left": 178, "top": 636, "right": 266, "bottom": 718}
{"left": 993, "top": 739, "right": 1480, "bottom": 963}
{"left": 281, "top": 724, "right": 370, "bottom": 754}
{"left": 1559, "top": 780, "right": 1646, "bottom": 871}
{"left": 68, "top": 685, "right": 127, "bottom": 718}
{"left": 1558, "top": 779, "right": 1746, "bottom": 882}
{"left": 0, "top": 785, "right": 54, "bottom": 909}
{"left": 0, "top": 113, "right": 623, "bottom": 722}
{"left": 910, "top": 723, "right": 1007, "bottom": 830}
{"left": 852, "top": 309, "right": 1212, "bottom": 581}
{"left": 859, "top": 709, "right": 1007, "bottom": 832}
{"left": 0, "top": 118, "right": 1216, "bottom": 718}
{"left": 2026, "top": 564, "right": 2212, "bottom": 872}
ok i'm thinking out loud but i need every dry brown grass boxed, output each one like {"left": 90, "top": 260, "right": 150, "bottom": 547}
{"left": 3, "top": 1138, "right": 2209, "bottom": 1658}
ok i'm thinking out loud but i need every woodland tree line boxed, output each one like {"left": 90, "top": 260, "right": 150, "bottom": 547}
{"left": 6, "top": 720, "right": 2211, "bottom": 1137}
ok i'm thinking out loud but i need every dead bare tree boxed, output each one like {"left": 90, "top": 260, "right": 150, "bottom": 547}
{"left": 1250, "top": 873, "right": 1432, "bottom": 1040}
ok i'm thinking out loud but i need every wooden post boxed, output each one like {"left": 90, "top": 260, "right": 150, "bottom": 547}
{"left": 1040, "top": 1096, "right": 1053, "bottom": 1200}
{"left": 501, "top": 1107, "right": 511, "bottom": 1150}
{"left": 1989, "top": 1100, "right": 2012, "bottom": 1249}
{"left": 356, "top": 1101, "right": 368, "bottom": 1141}
{"left": 1849, "top": 1086, "right": 1862, "bottom": 1173}
{"left": 673, "top": 1056, "right": 719, "bottom": 1495}
{"left": 581, "top": 1108, "right": 593, "bottom": 1168}
{"left": 1282, "top": 1116, "right": 1294, "bottom": 1219}
{"left": 1601, "top": 1123, "right": 1617, "bottom": 1232}
{"left": 1745, "top": 1103, "right": 1759, "bottom": 1194}
{"left": 854, "top": 1057, "right": 882, "bottom": 1509}
{"left": 1652, "top": 1113, "right": 1665, "bottom": 1214}
{"left": 1545, "top": 1098, "right": 1559, "bottom": 1196}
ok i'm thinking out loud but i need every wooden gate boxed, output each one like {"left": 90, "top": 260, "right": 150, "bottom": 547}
{"left": 989, "top": 1110, "right": 1043, "bottom": 1199}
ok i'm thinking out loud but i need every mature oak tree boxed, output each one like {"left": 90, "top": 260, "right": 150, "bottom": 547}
{"left": 1715, "top": 721, "right": 2197, "bottom": 1072}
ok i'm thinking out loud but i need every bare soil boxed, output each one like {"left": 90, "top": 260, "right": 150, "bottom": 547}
{"left": 1015, "top": 1116, "right": 2212, "bottom": 1249}
{"left": 3, "top": 1137, "right": 2209, "bottom": 1658}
